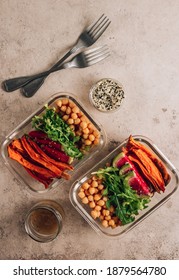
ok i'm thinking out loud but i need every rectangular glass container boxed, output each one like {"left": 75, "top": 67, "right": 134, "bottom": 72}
{"left": 70, "top": 135, "right": 179, "bottom": 238}
{"left": 1, "top": 92, "right": 106, "bottom": 193}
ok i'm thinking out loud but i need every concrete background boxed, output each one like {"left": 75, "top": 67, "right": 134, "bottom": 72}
{"left": 0, "top": 0, "right": 179, "bottom": 259}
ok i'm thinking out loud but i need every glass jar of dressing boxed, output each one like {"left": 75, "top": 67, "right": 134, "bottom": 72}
{"left": 25, "top": 200, "right": 64, "bottom": 242}
{"left": 89, "top": 78, "right": 125, "bottom": 112}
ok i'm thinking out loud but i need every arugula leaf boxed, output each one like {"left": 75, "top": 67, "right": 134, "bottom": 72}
{"left": 93, "top": 167, "right": 150, "bottom": 225}
{"left": 32, "top": 106, "right": 83, "bottom": 159}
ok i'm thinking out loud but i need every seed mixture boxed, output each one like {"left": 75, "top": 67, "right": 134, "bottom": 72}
{"left": 90, "top": 79, "right": 125, "bottom": 112}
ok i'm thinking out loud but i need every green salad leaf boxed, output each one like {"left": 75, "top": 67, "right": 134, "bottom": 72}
{"left": 93, "top": 167, "right": 150, "bottom": 225}
{"left": 32, "top": 106, "right": 83, "bottom": 159}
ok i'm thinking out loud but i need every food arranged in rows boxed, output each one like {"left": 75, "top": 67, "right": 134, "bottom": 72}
{"left": 78, "top": 136, "right": 171, "bottom": 229}
{"left": 7, "top": 98, "right": 101, "bottom": 189}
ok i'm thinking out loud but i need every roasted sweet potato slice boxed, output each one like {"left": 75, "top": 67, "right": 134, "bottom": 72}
{"left": 27, "top": 137, "right": 73, "bottom": 171}
{"left": 130, "top": 148, "right": 165, "bottom": 191}
{"left": 126, "top": 135, "right": 171, "bottom": 185}
{"left": 21, "top": 136, "right": 63, "bottom": 177}
{"left": 128, "top": 153, "right": 161, "bottom": 193}
{"left": 8, "top": 145, "right": 56, "bottom": 178}
{"left": 11, "top": 139, "right": 24, "bottom": 153}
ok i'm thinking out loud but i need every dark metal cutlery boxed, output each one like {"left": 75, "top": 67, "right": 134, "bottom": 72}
{"left": 3, "top": 14, "right": 111, "bottom": 98}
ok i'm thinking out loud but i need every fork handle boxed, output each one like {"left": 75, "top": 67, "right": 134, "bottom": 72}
{"left": 2, "top": 50, "right": 72, "bottom": 92}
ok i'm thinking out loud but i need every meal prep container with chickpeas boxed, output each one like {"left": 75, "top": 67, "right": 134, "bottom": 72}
{"left": 69, "top": 135, "right": 179, "bottom": 238}
{"left": 1, "top": 93, "right": 106, "bottom": 193}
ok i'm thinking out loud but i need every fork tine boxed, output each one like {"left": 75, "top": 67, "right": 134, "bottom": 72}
{"left": 86, "top": 49, "right": 110, "bottom": 62}
{"left": 90, "top": 19, "right": 111, "bottom": 40}
{"left": 88, "top": 16, "right": 109, "bottom": 36}
{"left": 84, "top": 45, "right": 108, "bottom": 55}
{"left": 87, "top": 52, "right": 110, "bottom": 66}
{"left": 86, "top": 14, "right": 105, "bottom": 33}
{"left": 88, "top": 14, "right": 107, "bottom": 34}
{"left": 85, "top": 46, "right": 109, "bottom": 60}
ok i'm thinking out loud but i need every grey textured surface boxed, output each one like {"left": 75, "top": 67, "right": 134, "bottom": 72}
{"left": 0, "top": 0, "right": 179, "bottom": 260}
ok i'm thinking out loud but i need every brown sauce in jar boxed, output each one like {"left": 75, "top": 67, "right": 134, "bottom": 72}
{"left": 30, "top": 208, "right": 59, "bottom": 235}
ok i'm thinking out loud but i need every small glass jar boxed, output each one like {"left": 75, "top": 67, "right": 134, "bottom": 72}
{"left": 89, "top": 78, "right": 125, "bottom": 113}
{"left": 25, "top": 200, "right": 64, "bottom": 242}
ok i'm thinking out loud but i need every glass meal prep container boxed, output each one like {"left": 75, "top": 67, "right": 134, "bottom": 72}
{"left": 70, "top": 135, "right": 179, "bottom": 238}
{"left": 1, "top": 92, "right": 106, "bottom": 193}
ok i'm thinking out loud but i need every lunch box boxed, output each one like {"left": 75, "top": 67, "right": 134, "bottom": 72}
{"left": 70, "top": 135, "right": 179, "bottom": 237}
{"left": 1, "top": 92, "right": 106, "bottom": 193}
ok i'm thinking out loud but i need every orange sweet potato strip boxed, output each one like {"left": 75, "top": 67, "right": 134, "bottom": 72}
{"left": 21, "top": 136, "right": 63, "bottom": 177}
{"left": 127, "top": 153, "right": 161, "bottom": 193}
{"left": 27, "top": 137, "right": 73, "bottom": 171}
{"left": 130, "top": 148, "right": 165, "bottom": 191}
{"left": 11, "top": 139, "right": 25, "bottom": 153}
{"left": 127, "top": 135, "right": 170, "bottom": 185}
{"left": 8, "top": 145, "right": 56, "bottom": 178}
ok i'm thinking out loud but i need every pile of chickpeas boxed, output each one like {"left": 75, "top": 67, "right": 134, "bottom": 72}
{"left": 56, "top": 98, "right": 100, "bottom": 152}
{"left": 78, "top": 175, "right": 121, "bottom": 229}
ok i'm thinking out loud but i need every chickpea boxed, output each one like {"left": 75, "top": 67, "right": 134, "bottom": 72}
{"left": 88, "top": 123, "right": 94, "bottom": 130}
{"left": 80, "top": 116, "right": 88, "bottom": 122}
{"left": 78, "top": 191, "right": 85, "bottom": 199}
{"left": 72, "top": 106, "right": 80, "bottom": 114}
{"left": 82, "top": 197, "right": 88, "bottom": 204}
{"left": 99, "top": 215, "right": 104, "bottom": 220}
{"left": 82, "top": 182, "right": 90, "bottom": 190}
{"left": 105, "top": 210, "right": 110, "bottom": 216}
{"left": 94, "top": 194, "right": 102, "bottom": 201}
{"left": 91, "top": 210, "right": 98, "bottom": 219}
{"left": 98, "top": 184, "right": 104, "bottom": 191}
{"left": 91, "top": 180, "right": 98, "bottom": 188}
{"left": 93, "top": 138, "right": 100, "bottom": 145}
{"left": 66, "top": 107, "right": 72, "bottom": 115}
{"left": 94, "top": 205, "right": 101, "bottom": 211}
{"left": 79, "top": 187, "right": 84, "bottom": 192}
{"left": 61, "top": 105, "right": 67, "bottom": 112}
{"left": 85, "top": 139, "right": 92, "bottom": 146}
{"left": 105, "top": 215, "right": 111, "bottom": 221}
{"left": 89, "top": 201, "right": 96, "bottom": 208}
{"left": 56, "top": 99, "right": 62, "bottom": 107}
{"left": 83, "top": 134, "right": 88, "bottom": 139}
{"left": 71, "top": 113, "right": 78, "bottom": 120}
{"left": 69, "top": 101, "right": 75, "bottom": 108}
{"left": 88, "top": 134, "right": 95, "bottom": 142}
{"left": 103, "top": 196, "right": 108, "bottom": 202}
{"left": 74, "top": 118, "right": 81, "bottom": 125}
{"left": 102, "top": 220, "right": 109, "bottom": 228}
{"left": 97, "top": 199, "right": 105, "bottom": 207}
{"left": 62, "top": 114, "right": 69, "bottom": 121}
{"left": 83, "top": 128, "right": 90, "bottom": 135}
{"left": 80, "top": 121, "right": 87, "bottom": 129}
{"left": 93, "top": 130, "right": 100, "bottom": 137}
{"left": 108, "top": 219, "right": 115, "bottom": 227}
{"left": 62, "top": 98, "right": 69, "bottom": 105}
{"left": 88, "top": 187, "right": 96, "bottom": 195}
{"left": 88, "top": 195, "right": 94, "bottom": 202}
{"left": 102, "top": 209, "right": 110, "bottom": 216}
{"left": 67, "top": 118, "right": 74, "bottom": 125}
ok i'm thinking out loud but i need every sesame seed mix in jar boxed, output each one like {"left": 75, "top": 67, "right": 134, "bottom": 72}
{"left": 89, "top": 78, "right": 125, "bottom": 112}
